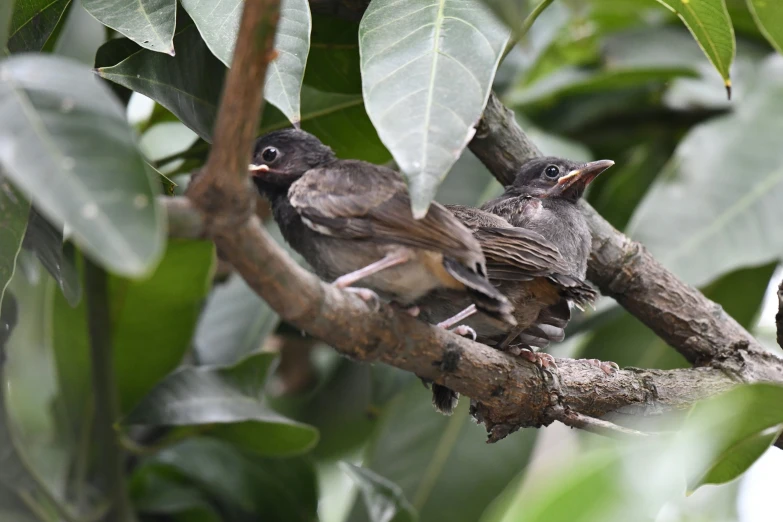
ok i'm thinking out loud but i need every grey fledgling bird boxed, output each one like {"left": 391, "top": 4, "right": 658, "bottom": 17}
{"left": 248, "top": 128, "right": 515, "bottom": 338}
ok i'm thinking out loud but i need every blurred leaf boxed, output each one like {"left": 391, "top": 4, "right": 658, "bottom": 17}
{"left": 125, "top": 352, "right": 319, "bottom": 457}
{"left": 305, "top": 15, "right": 361, "bottom": 93}
{"left": 7, "top": 0, "right": 71, "bottom": 53}
{"left": 21, "top": 208, "right": 80, "bottom": 306}
{"left": 342, "top": 463, "right": 417, "bottom": 522}
{"left": 0, "top": 180, "right": 29, "bottom": 310}
{"left": 747, "top": 0, "right": 783, "bottom": 55}
{"left": 654, "top": 0, "right": 735, "bottom": 91}
{"left": 0, "top": 54, "right": 165, "bottom": 277}
{"left": 0, "top": 484, "right": 38, "bottom": 522}
{"left": 83, "top": 0, "right": 176, "bottom": 54}
{"left": 52, "top": 239, "right": 215, "bottom": 449}
{"left": 480, "top": 0, "right": 530, "bottom": 34}
{"left": 97, "top": 23, "right": 226, "bottom": 141}
{"left": 346, "top": 384, "right": 536, "bottom": 522}
{"left": 195, "top": 273, "right": 279, "bottom": 366}
{"left": 580, "top": 263, "right": 775, "bottom": 369}
{"left": 131, "top": 464, "right": 221, "bottom": 522}
{"left": 182, "top": 0, "right": 311, "bottom": 123}
{"left": 629, "top": 56, "right": 783, "bottom": 286}
{"left": 149, "top": 437, "right": 319, "bottom": 520}
{"left": 685, "top": 383, "right": 783, "bottom": 490}
{"left": 359, "top": 0, "right": 510, "bottom": 217}
{"left": 1, "top": 0, "right": 14, "bottom": 48}
{"left": 261, "top": 85, "right": 391, "bottom": 163}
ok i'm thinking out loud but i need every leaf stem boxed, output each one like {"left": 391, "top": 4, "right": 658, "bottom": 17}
{"left": 501, "top": 0, "right": 557, "bottom": 61}
{"left": 84, "top": 258, "right": 134, "bottom": 521}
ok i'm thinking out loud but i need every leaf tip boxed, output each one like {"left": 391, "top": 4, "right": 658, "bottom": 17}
{"left": 168, "top": 47, "right": 176, "bottom": 57}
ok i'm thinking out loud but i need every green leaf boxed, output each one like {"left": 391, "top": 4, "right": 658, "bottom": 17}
{"left": 0, "top": 180, "right": 29, "bottom": 311}
{"left": 1, "top": 0, "right": 14, "bottom": 49}
{"left": 181, "top": 0, "right": 312, "bottom": 123}
{"left": 82, "top": 0, "right": 176, "bottom": 55}
{"left": 480, "top": 0, "right": 531, "bottom": 34}
{"left": 342, "top": 463, "right": 417, "bottom": 522}
{"left": 131, "top": 464, "right": 221, "bottom": 522}
{"left": 747, "top": 0, "right": 783, "bottom": 55}
{"left": 628, "top": 56, "right": 783, "bottom": 286}
{"left": 149, "top": 437, "right": 319, "bottom": 520}
{"left": 194, "top": 273, "right": 279, "bottom": 366}
{"left": 93, "top": 36, "right": 140, "bottom": 105}
{"left": 125, "top": 352, "right": 319, "bottom": 457}
{"left": 684, "top": 383, "right": 783, "bottom": 490}
{"left": 346, "top": 383, "right": 536, "bottom": 522}
{"left": 52, "top": 239, "right": 215, "bottom": 447}
{"left": 97, "top": 23, "right": 226, "bottom": 142}
{"left": 305, "top": 15, "right": 362, "bottom": 94}
{"left": 7, "top": 0, "right": 71, "bottom": 53}
{"left": 0, "top": 54, "right": 165, "bottom": 277}
{"left": 359, "top": 0, "right": 510, "bottom": 217}
{"left": 653, "top": 0, "right": 735, "bottom": 92}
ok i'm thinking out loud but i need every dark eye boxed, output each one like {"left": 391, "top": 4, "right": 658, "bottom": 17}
{"left": 262, "top": 146, "right": 278, "bottom": 162}
{"left": 545, "top": 165, "right": 559, "bottom": 178}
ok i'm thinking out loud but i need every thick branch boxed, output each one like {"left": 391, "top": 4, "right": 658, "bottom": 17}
{"left": 468, "top": 93, "right": 783, "bottom": 382}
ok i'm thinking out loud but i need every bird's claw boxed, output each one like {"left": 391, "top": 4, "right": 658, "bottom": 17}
{"left": 514, "top": 348, "right": 557, "bottom": 370}
{"left": 587, "top": 358, "right": 619, "bottom": 375}
{"left": 342, "top": 287, "right": 381, "bottom": 312}
{"left": 451, "top": 325, "right": 477, "bottom": 340}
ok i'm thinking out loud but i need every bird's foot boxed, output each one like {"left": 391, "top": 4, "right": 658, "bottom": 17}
{"left": 341, "top": 287, "right": 381, "bottom": 312}
{"left": 450, "top": 325, "right": 477, "bottom": 340}
{"left": 587, "top": 358, "right": 619, "bottom": 375}
{"left": 513, "top": 347, "right": 557, "bottom": 370}
{"left": 390, "top": 302, "right": 420, "bottom": 317}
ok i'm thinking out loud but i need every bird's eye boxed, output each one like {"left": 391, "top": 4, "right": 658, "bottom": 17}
{"left": 262, "top": 146, "right": 278, "bottom": 162}
{"left": 544, "top": 165, "right": 560, "bottom": 178}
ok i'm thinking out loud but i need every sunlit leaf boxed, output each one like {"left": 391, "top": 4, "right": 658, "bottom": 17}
{"left": 0, "top": 54, "right": 164, "bottom": 276}
{"left": 359, "top": 0, "right": 510, "bottom": 217}
{"left": 746, "top": 0, "right": 783, "bottom": 55}
{"left": 653, "top": 0, "right": 735, "bottom": 92}
{"left": 82, "top": 0, "right": 176, "bottom": 55}
{"left": 342, "top": 463, "right": 417, "bottom": 522}
{"left": 181, "top": 0, "right": 312, "bottom": 123}
{"left": 7, "top": 0, "right": 71, "bottom": 53}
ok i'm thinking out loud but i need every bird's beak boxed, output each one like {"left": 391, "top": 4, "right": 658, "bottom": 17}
{"left": 248, "top": 163, "right": 269, "bottom": 177}
{"left": 552, "top": 159, "right": 614, "bottom": 195}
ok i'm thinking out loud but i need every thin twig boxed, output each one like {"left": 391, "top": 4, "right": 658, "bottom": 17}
{"left": 501, "top": 0, "right": 557, "bottom": 61}
{"left": 776, "top": 279, "right": 783, "bottom": 350}
{"left": 554, "top": 409, "right": 650, "bottom": 439}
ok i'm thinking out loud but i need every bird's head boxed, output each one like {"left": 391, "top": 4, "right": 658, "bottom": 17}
{"left": 510, "top": 157, "right": 614, "bottom": 202}
{"left": 249, "top": 129, "right": 337, "bottom": 191}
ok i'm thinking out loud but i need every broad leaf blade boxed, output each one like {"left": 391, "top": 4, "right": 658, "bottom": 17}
{"left": 0, "top": 181, "right": 28, "bottom": 310}
{"left": 97, "top": 24, "right": 225, "bottom": 142}
{"left": 628, "top": 56, "right": 783, "bottom": 286}
{"left": 125, "top": 352, "right": 319, "bottom": 456}
{"left": 359, "top": 0, "right": 510, "bottom": 217}
{"left": 0, "top": 54, "right": 165, "bottom": 277}
{"left": 747, "top": 0, "right": 783, "bottom": 55}
{"left": 7, "top": 0, "right": 71, "bottom": 53}
{"left": 342, "top": 463, "right": 417, "bottom": 522}
{"left": 82, "top": 0, "right": 176, "bottom": 55}
{"left": 181, "top": 0, "right": 312, "bottom": 123}
{"left": 653, "top": 0, "right": 735, "bottom": 92}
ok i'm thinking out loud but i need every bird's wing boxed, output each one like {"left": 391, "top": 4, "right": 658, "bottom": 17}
{"left": 288, "top": 161, "right": 483, "bottom": 265}
{"left": 475, "top": 227, "right": 570, "bottom": 280}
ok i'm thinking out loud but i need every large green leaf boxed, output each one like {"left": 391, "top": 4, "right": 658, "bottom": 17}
{"left": 82, "top": 0, "right": 176, "bottom": 55}
{"left": 684, "top": 383, "right": 783, "bottom": 490}
{"left": 131, "top": 466, "right": 221, "bottom": 522}
{"left": 346, "top": 383, "right": 536, "bottom": 522}
{"left": 747, "top": 0, "right": 783, "bottom": 55}
{"left": 7, "top": 0, "right": 71, "bottom": 53}
{"left": 181, "top": 0, "right": 312, "bottom": 123}
{"left": 0, "top": 180, "right": 28, "bottom": 310}
{"left": 125, "top": 352, "right": 319, "bottom": 457}
{"left": 305, "top": 15, "right": 362, "bottom": 93}
{"left": 52, "top": 239, "right": 215, "bottom": 448}
{"left": 628, "top": 56, "right": 783, "bottom": 286}
{"left": 654, "top": 0, "right": 735, "bottom": 92}
{"left": 0, "top": 54, "right": 165, "bottom": 277}
{"left": 97, "top": 23, "right": 225, "bottom": 142}
{"left": 342, "top": 463, "right": 417, "bottom": 522}
{"left": 359, "top": 0, "right": 510, "bottom": 217}
{"left": 148, "top": 437, "right": 319, "bottom": 520}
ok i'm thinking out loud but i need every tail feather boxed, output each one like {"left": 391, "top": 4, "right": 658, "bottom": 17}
{"left": 443, "top": 257, "right": 516, "bottom": 326}
{"left": 431, "top": 384, "right": 459, "bottom": 415}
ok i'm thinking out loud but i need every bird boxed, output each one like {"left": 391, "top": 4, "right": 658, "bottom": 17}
{"left": 417, "top": 205, "right": 598, "bottom": 367}
{"left": 247, "top": 129, "right": 517, "bottom": 412}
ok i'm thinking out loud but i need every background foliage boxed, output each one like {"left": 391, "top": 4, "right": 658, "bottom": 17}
{"left": 2, "top": 0, "right": 783, "bottom": 521}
